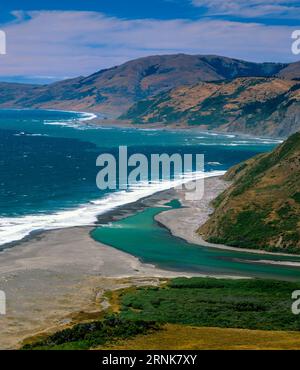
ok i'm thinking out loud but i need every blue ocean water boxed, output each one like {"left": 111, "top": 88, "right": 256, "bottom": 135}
{"left": 0, "top": 109, "right": 281, "bottom": 245}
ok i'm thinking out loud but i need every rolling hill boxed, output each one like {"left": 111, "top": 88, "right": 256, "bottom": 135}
{"left": 122, "top": 77, "right": 300, "bottom": 137}
{"left": 198, "top": 133, "right": 300, "bottom": 253}
{"left": 0, "top": 54, "right": 295, "bottom": 116}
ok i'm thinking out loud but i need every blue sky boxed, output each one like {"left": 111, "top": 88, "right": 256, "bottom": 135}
{"left": 0, "top": 0, "right": 299, "bottom": 83}
{"left": 0, "top": 0, "right": 299, "bottom": 24}
{"left": 0, "top": 1, "right": 200, "bottom": 22}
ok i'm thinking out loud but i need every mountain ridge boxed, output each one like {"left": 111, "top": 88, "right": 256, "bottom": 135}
{"left": 0, "top": 53, "right": 298, "bottom": 117}
{"left": 122, "top": 76, "right": 300, "bottom": 137}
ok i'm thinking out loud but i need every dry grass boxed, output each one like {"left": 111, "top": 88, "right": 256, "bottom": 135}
{"left": 103, "top": 324, "right": 300, "bottom": 350}
{"left": 105, "top": 290, "right": 122, "bottom": 314}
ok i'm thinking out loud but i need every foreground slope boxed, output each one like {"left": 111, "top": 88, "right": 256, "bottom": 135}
{"left": 198, "top": 133, "right": 300, "bottom": 253}
{"left": 23, "top": 277, "right": 300, "bottom": 350}
{"left": 104, "top": 324, "right": 300, "bottom": 350}
{"left": 123, "top": 77, "right": 300, "bottom": 137}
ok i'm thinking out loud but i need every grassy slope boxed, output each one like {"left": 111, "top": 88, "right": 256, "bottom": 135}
{"left": 122, "top": 78, "right": 300, "bottom": 137}
{"left": 199, "top": 133, "right": 300, "bottom": 253}
{"left": 104, "top": 324, "right": 300, "bottom": 350}
{"left": 23, "top": 277, "right": 300, "bottom": 350}
{"left": 22, "top": 316, "right": 160, "bottom": 350}
{"left": 118, "top": 277, "right": 300, "bottom": 331}
{"left": 0, "top": 55, "right": 287, "bottom": 115}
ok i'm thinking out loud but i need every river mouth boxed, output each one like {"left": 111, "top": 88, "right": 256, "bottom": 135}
{"left": 0, "top": 108, "right": 280, "bottom": 247}
{"left": 91, "top": 200, "right": 300, "bottom": 282}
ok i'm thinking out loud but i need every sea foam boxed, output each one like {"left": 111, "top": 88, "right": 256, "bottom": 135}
{"left": 0, "top": 171, "right": 225, "bottom": 247}
{"left": 43, "top": 111, "right": 97, "bottom": 128}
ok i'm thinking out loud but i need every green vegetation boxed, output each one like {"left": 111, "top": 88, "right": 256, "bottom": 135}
{"left": 122, "top": 99, "right": 155, "bottom": 121}
{"left": 200, "top": 133, "right": 300, "bottom": 252}
{"left": 23, "top": 277, "right": 300, "bottom": 350}
{"left": 121, "top": 76, "right": 300, "bottom": 137}
{"left": 206, "top": 210, "right": 278, "bottom": 250}
{"left": 230, "top": 154, "right": 275, "bottom": 196}
{"left": 119, "top": 278, "right": 300, "bottom": 331}
{"left": 292, "top": 192, "right": 300, "bottom": 204}
{"left": 206, "top": 207, "right": 300, "bottom": 254}
{"left": 242, "top": 92, "right": 287, "bottom": 126}
{"left": 22, "top": 316, "right": 160, "bottom": 350}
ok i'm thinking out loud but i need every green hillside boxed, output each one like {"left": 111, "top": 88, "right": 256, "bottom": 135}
{"left": 198, "top": 133, "right": 300, "bottom": 253}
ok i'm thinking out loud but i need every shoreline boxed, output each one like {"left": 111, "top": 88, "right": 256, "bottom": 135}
{"left": 0, "top": 226, "right": 213, "bottom": 350}
{"left": 86, "top": 116, "right": 285, "bottom": 141}
{"left": 41, "top": 106, "right": 283, "bottom": 141}
{"left": 0, "top": 180, "right": 244, "bottom": 349}
{"left": 156, "top": 177, "right": 300, "bottom": 258}
{"left": 0, "top": 109, "right": 292, "bottom": 348}
{"left": 1, "top": 175, "right": 300, "bottom": 348}
{"left": 0, "top": 171, "right": 224, "bottom": 249}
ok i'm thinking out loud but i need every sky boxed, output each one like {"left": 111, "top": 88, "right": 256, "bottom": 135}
{"left": 0, "top": 0, "right": 299, "bottom": 83}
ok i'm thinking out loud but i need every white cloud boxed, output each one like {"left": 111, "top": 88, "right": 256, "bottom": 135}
{"left": 191, "top": 0, "right": 300, "bottom": 18}
{"left": 0, "top": 11, "right": 298, "bottom": 79}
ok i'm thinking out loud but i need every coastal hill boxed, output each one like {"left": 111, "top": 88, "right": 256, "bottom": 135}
{"left": 0, "top": 54, "right": 297, "bottom": 116}
{"left": 198, "top": 132, "right": 300, "bottom": 253}
{"left": 277, "top": 61, "right": 300, "bottom": 80}
{"left": 122, "top": 77, "right": 300, "bottom": 137}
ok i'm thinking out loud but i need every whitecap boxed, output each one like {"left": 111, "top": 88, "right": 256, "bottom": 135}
{"left": 0, "top": 170, "right": 225, "bottom": 247}
{"left": 207, "top": 162, "right": 222, "bottom": 165}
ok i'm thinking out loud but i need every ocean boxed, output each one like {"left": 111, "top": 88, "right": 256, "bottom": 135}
{"left": 0, "top": 109, "right": 281, "bottom": 247}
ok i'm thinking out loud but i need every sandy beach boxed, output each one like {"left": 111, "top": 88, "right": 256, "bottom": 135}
{"left": 0, "top": 178, "right": 234, "bottom": 349}
{"left": 1, "top": 174, "right": 300, "bottom": 348}
{"left": 156, "top": 177, "right": 300, "bottom": 258}
{"left": 0, "top": 227, "right": 201, "bottom": 349}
